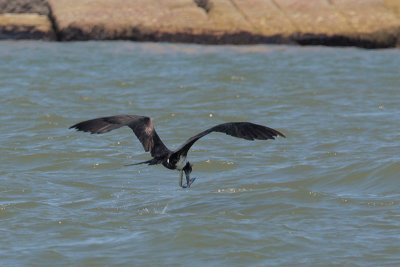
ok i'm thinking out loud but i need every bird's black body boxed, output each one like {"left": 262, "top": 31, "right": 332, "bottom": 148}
{"left": 69, "top": 115, "right": 285, "bottom": 188}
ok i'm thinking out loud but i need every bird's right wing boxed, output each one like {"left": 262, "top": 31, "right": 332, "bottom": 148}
{"left": 175, "top": 122, "right": 285, "bottom": 157}
{"left": 69, "top": 115, "right": 170, "bottom": 157}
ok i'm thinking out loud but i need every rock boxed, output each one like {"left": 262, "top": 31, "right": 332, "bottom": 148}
{"left": 0, "top": 0, "right": 53, "bottom": 39}
{"left": 0, "top": 0, "right": 49, "bottom": 15}
{"left": 212, "top": 0, "right": 400, "bottom": 47}
{"left": 327, "top": 0, "right": 400, "bottom": 47}
{"left": 0, "top": 0, "right": 399, "bottom": 47}
{"left": 224, "top": 0, "right": 296, "bottom": 37}
{"left": 0, "top": 13, "right": 54, "bottom": 40}
{"left": 385, "top": 0, "right": 400, "bottom": 17}
{"left": 47, "top": 0, "right": 400, "bottom": 47}
{"left": 48, "top": 0, "right": 211, "bottom": 41}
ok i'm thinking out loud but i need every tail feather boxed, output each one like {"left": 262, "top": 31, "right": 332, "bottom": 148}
{"left": 124, "top": 158, "right": 160, "bottom": 166}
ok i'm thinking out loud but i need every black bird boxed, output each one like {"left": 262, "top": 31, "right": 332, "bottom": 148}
{"left": 69, "top": 115, "right": 285, "bottom": 188}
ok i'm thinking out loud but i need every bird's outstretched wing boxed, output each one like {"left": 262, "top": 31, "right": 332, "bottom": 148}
{"left": 69, "top": 115, "right": 170, "bottom": 157}
{"left": 174, "top": 122, "right": 285, "bottom": 156}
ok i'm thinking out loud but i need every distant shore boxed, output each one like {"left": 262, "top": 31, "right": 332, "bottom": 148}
{"left": 1, "top": 0, "right": 399, "bottom": 48}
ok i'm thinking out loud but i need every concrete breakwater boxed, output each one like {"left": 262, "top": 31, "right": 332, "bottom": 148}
{"left": 1, "top": 0, "right": 399, "bottom": 48}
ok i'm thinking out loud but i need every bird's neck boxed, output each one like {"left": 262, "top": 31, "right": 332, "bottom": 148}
{"left": 164, "top": 154, "right": 187, "bottom": 170}
{"left": 175, "top": 155, "right": 187, "bottom": 170}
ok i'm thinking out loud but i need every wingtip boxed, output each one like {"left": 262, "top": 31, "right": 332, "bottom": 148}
{"left": 69, "top": 126, "right": 105, "bottom": 135}
{"left": 274, "top": 129, "right": 286, "bottom": 138}
{"left": 69, "top": 121, "right": 81, "bottom": 129}
{"left": 68, "top": 124, "right": 85, "bottom": 133}
{"left": 69, "top": 124, "right": 83, "bottom": 132}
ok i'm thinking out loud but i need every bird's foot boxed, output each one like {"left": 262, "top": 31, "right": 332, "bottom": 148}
{"left": 182, "top": 177, "right": 196, "bottom": 188}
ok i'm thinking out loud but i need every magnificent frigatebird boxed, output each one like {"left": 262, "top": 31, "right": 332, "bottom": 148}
{"left": 69, "top": 115, "right": 285, "bottom": 188}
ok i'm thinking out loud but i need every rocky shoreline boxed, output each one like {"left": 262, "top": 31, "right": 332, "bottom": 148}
{"left": 1, "top": 0, "right": 399, "bottom": 48}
